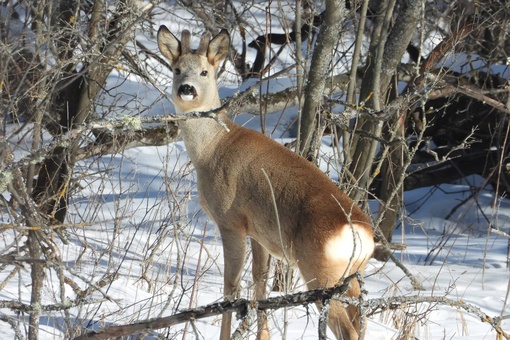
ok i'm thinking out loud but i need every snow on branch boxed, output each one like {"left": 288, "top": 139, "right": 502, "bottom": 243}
{"left": 0, "top": 108, "right": 230, "bottom": 192}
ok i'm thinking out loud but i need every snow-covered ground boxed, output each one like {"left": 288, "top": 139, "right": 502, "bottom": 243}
{"left": 2, "top": 122, "right": 508, "bottom": 339}
{"left": 1, "top": 2, "right": 509, "bottom": 339}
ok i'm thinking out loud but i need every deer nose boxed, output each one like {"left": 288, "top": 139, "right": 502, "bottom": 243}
{"left": 178, "top": 84, "right": 197, "bottom": 99}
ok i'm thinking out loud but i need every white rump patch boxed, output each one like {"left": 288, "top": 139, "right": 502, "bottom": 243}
{"left": 324, "top": 224, "right": 374, "bottom": 265}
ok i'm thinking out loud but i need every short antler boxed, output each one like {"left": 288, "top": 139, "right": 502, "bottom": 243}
{"left": 197, "top": 32, "right": 211, "bottom": 55}
{"left": 180, "top": 30, "right": 191, "bottom": 54}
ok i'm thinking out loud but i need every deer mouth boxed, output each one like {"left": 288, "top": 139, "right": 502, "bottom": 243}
{"left": 181, "top": 95, "right": 195, "bottom": 102}
{"left": 179, "top": 94, "right": 195, "bottom": 101}
{"left": 178, "top": 84, "right": 197, "bottom": 102}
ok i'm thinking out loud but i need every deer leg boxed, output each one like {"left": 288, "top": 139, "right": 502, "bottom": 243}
{"left": 251, "top": 239, "right": 271, "bottom": 340}
{"left": 324, "top": 277, "right": 363, "bottom": 340}
{"left": 219, "top": 228, "right": 247, "bottom": 340}
{"left": 298, "top": 256, "right": 363, "bottom": 340}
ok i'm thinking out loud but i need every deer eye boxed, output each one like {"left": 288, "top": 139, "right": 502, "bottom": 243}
{"left": 174, "top": 68, "right": 181, "bottom": 75}
{"left": 200, "top": 70, "right": 208, "bottom": 77}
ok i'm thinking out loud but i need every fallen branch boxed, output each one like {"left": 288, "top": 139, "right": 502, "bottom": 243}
{"left": 74, "top": 275, "right": 509, "bottom": 340}
{"left": 74, "top": 274, "right": 357, "bottom": 339}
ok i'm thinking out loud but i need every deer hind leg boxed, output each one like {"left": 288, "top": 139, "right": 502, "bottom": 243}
{"left": 299, "top": 258, "right": 364, "bottom": 340}
{"left": 326, "top": 271, "right": 365, "bottom": 340}
{"left": 251, "top": 239, "right": 271, "bottom": 340}
{"left": 219, "top": 228, "right": 247, "bottom": 340}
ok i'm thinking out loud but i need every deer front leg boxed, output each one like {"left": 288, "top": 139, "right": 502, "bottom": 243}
{"left": 251, "top": 239, "right": 271, "bottom": 340}
{"left": 219, "top": 228, "right": 247, "bottom": 340}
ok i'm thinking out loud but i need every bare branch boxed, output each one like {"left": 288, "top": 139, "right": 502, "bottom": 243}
{"left": 366, "top": 295, "right": 510, "bottom": 340}
{"left": 75, "top": 274, "right": 357, "bottom": 340}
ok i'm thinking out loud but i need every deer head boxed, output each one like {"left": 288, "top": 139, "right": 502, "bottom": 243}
{"left": 157, "top": 26, "right": 230, "bottom": 114}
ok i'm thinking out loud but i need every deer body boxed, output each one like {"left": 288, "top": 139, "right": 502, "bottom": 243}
{"left": 157, "top": 26, "right": 374, "bottom": 340}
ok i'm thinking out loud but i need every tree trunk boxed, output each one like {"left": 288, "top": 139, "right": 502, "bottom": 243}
{"left": 32, "top": 0, "right": 143, "bottom": 223}
{"left": 27, "top": 230, "right": 45, "bottom": 340}
{"left": 347, "top": 0, "right": 423, "bottom": 249}
{"left": 346, "top": 0, "right": 395, "bottom": 202}
{"left": 298, "top": 0, "right": 347, "bottom": 160}
{"left": 377, "top": 112, "right": 406, "bottom": 258}
{"left": 28, "top": 3, "right": 147, "bottom": 337}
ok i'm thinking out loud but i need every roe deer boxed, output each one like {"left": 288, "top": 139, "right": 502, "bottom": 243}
{"left": 157, "top": 25, "right": 374, "bottom": 340}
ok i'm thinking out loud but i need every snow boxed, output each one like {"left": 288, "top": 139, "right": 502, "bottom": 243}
{"left": 1, "top": 2, "right": 509, "bottom": 340}
{"left": 2, "top": 121, "right": 508, "bottom": 339}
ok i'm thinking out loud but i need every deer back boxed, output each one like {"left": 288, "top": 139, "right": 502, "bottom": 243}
{"left": 196, "top": 121, "right": 373, "bottom": 265}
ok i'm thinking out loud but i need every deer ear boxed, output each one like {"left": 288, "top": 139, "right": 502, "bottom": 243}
{"left": 207, "top": 29, "right": 230, "bottom": 67}
{"left": 157, "top": 25, "right": 181, "bottom": 64}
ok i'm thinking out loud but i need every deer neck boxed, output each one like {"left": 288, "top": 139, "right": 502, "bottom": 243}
{"left": 176, "top": 100, "right": 230, "bottom": 165}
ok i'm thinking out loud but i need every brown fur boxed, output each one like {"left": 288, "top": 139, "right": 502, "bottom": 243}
{"left": 157, "top": 25, "right": 374, "bottom": 340}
